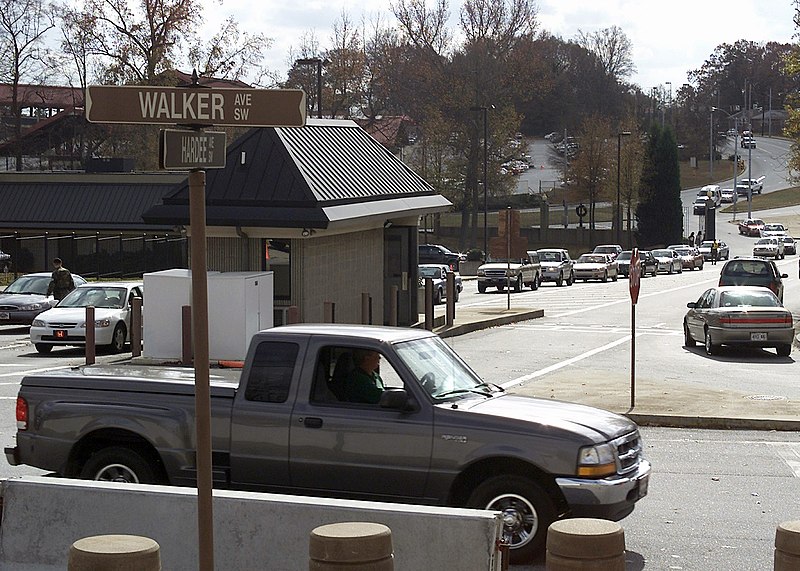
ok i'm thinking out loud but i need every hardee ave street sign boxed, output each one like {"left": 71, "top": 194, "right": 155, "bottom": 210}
{"left": 85, "top": 85, "right": 306, "bottom": 127}
{"left": 160, "top": 129, "right": 226, "bottom": 170}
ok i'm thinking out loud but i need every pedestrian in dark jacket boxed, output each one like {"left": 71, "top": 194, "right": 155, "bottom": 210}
{"left": 688, "top": 232, "right": 695, "bottom": 247}
{"left": 46, "top": 258, "right": 76, "bottom": 301}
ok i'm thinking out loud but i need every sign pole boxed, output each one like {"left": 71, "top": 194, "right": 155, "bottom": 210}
{"left": 628, "top": 248, "right": 640, "bottom": 409}
{"left": 189, "top": 169, "right": 214, "bottom": 571}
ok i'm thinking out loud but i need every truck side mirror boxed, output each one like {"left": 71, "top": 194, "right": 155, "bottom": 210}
{"left": 379, "top": 388, "right": 413, "bottom": 411}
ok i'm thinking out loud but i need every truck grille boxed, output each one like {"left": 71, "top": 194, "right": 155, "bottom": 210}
{"left": 614, "top": 431, "right": 643, "bottom": 474}
{"left": 484, "top": 270, "right": 509, "bottom": 279}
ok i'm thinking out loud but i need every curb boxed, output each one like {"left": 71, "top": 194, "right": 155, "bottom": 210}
{"left": 627, "top": 413, "right": 800, "bottom": 432}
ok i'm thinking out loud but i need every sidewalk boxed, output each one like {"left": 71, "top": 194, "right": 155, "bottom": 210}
{"left": 428, "top": 298, "right": 800, "bottom": 432}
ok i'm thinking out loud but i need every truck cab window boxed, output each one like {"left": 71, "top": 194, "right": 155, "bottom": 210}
{"left": 317, "top": 346, "right": 404, "bottom": 405}
{"left": 244, "top": 341, "right": 299, "bottom": 403}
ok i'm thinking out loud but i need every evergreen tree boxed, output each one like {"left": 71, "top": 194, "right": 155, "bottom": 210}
{"left": 635, "top": 124, "right": 684, "bottom": 246}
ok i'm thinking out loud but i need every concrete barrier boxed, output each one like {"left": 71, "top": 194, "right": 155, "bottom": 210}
{"left": 68, "top": 535, "right": 160, "bottom": 571}
{"left": 0, "top": 477, "right": 503, "bottom": 571}
{"left": 309, "top": 522, "right": 393, "bottom": 570}
{"left": 545, "top": 518, "right": 625, "bottom": 570}
{"left": 775, "top": 520, "right": 800, "bottom": 571}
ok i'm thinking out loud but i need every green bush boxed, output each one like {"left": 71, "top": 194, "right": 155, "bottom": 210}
{"left": 466, "top": 248, "right": 483, "bottom": 261}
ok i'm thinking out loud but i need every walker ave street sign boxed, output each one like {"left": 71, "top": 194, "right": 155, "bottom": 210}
{"left": 85, "top": 85, "right": 306, "bottom": 127}
{"left": 160, "top": 129, "right": 226, "bottom": 170}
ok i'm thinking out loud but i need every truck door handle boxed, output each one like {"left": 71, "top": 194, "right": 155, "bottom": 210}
{"left": 303, "top": 417, "right": 323, "bottom": 429}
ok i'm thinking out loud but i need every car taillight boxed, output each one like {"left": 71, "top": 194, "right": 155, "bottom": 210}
{"left": 16, "top": 396, "right": 28, "bottom": 430}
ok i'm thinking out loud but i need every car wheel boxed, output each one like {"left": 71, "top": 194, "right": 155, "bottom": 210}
{"left": 611, "top": 271, "right": 618, "bottom": 282}
{"left": 698, "top": 262, "right": 703, "bottom": 270}
{"left": 453, "top": 288, "right": 460, "bottom": 302}
{"left": 35, "top": 343, "right": 52, "bottom": 354}
{"left": 668, "top": 264, "right": 674, "bottom": 275}
{"left": 567, "top": 271, "right": 575, "bottom": 286}
{"left": 79, "top": 446, "right": 161, "bottom": 484}
{"left": 683, "top": 322, "right": 696, "bottom": 347}
{"left": 467, "top": 475, "right": 556, "bottom": 563}
{"left": 777, "top": 344, "right": 792, "bottom": 357}
{"left": 108, "top": 323, "right": 127, "bottom": 353}
{"left": 433, "top": 288, "right": 442, "bottom": 305}
{"left": 602, "top": 271, "right": 608, "bottom": 283}
{"left": 477, "top": 283, "right": 486, "bottom": 294}
{"left": 514, "top": 276, "right": 522, "bottom": 293}
{"left": 555, "top": 272, "right": 563, "bottom": 287}
{"left": 531, "top": 274, "right": 539, "bottom": 291}
{"left": 704, "top": 329, "right": 718, "bottom": 356}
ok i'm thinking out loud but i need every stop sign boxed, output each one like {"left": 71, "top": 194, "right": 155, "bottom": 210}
{"left": 629, "top": 248, "right": 641, "bottom": 304}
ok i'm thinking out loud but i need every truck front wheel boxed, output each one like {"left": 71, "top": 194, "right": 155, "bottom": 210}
{"left": 467, "top": 475, "right": 556, "bottom": 563}
{"left": 80, "top": 446, "right": 159, "bottom": 484}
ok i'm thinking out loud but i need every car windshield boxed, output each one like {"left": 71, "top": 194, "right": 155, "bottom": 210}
{"left": 673, "top": 248, "right": 691, "bottom": 255}
{"left": 593, "top": 247, "right": 617, "bottom": 254}
{"left": 755, "top": 238, "right": 776, "bottom": 245}
{"left": 393, "top": 336, "right": 497, "bottom": 401}
{"left": 3, "top": 275, "right": 49, "bottom": 295}
{"left": 419, "top": 267, "right": 441, "bottom": 278}
{"left": 723, "top": 261, "right": 771, "bottom": 277}
{"left": 652, "top": 249, "right": 671, "bottom": 257}
{"left": 719, "top": 290, "right": 780, "bottom": 308}
{"left": 538, "top": 251, "right": 562, "bottom": 262}
{"left": 616, "top": 252, "right": 632, "bottom": 261}
{"left": 58, "top": 287, "right": 127, "bottom": 309}
{"left": 578, "top": 255, "right": 606, "bottom": 263}
{"left": 699, "top": 241, "right": 713, "bottom": 248}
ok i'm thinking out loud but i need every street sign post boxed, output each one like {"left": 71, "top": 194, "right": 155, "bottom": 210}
{"left": 160, "top": 129, "right": 226, "bottom": 170}
{"left": 84, "top": 79, "right": 307, "bottom": 571}
{"left": 629, "top": 248, "right": 640, "bottom": 408}
{"left": 86, "top": 85, "right": 306, "bottom": 127}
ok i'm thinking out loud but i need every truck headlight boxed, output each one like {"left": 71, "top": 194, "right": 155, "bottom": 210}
{"left": 577, "top": 443, "right": 617, "bottom": 477}
{"left": 477, "top": 269, "right": 485, "bottom": 276}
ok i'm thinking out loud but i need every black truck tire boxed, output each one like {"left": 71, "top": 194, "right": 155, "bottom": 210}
{"left": 467, "top": 475, "right": 556, "bottom": 563}
{"left": 80, "top": 446, "right": 159, "bottom": 484}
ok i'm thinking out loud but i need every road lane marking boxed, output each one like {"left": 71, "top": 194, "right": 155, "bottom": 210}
{"left": 772, "top": 444, "right": 800, "bottom": 478}
{"left": 501, "top": 335, "right": 633, "bottom": 389}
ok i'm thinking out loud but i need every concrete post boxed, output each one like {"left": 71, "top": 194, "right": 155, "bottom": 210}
{"left": 309, "top": 522, "right": 393, "bottom": 570}
{"left": 775, "top": 520, "right": 800, "bottom": 570}
{"left": 546, "top": 518, "right": 625, "bottom": 571}
{"left": 131, "top": 297, "right": 142, "bottom": 357}
{"left": 446, "top": 272, "right": 455, "bottom": 326}
{"left": 286, "top": 305, "right": 300, "bottom": 324}
{"left": 424, "top": 278, "right": 433, "bottom": 331}
{"left": 181, "top": 305, "right": 192, "bottom": 365}
{"left": 361, "top": 293, "right": 371, "bottom": 325}
{"left": 84, "top": 306, "right": 95, "bottom": 365}
{"left": 68, "top": 535, "right": 160, "bottom": 571}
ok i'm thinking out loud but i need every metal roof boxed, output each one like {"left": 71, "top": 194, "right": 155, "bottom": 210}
{"left": 144, "top": 119, "right": 448, "bottom": 228}
{"left": 0, "top": 173, "right": 185, "bottom": 231}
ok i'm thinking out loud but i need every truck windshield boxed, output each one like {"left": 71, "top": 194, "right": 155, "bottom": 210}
{"left": 393, "top": 336, "right": 495, "bottom": 401}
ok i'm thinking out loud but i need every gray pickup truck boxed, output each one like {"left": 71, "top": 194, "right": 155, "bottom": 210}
{"left": 6, "top": 324, "right": 650, "bottom": 562}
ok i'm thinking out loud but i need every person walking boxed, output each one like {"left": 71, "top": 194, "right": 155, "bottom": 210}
{"left": 696, "top": 230, "right": 703, "bottom": 246}
{"left": 46, "top": 258, "right": 76, "bottom": 301}
{"left": 711, "top": 240, "right": 719, "bottom": 265}
{"left": 688, "top": 232, "right": 695, "bottom": 247}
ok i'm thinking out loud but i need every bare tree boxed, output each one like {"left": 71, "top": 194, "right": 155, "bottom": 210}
{"left": 325, "top": 11, "right": 365, "bottom": 118}
{"left": 0, "top": 0, "right": 56, "bottom": 169}
{"left": 392, "top": 0, "right": 452, "bottom": 57}
{"left": 567, "top": 115, "right": 611, "bottom": 230}
{"left": 576, "top": 25, "right": 635, "bottom": 82}
{"left": 188, "top": 16, "right": 272, "bottom": 83}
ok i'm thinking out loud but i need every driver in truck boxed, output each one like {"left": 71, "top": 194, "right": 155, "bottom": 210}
{"left": 345, "top": 349, "right": 385, "bottom": 404}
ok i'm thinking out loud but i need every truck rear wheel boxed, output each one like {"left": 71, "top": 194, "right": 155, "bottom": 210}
{"left": 467, "top": 475, "right": 556, "bottom": 563}
{"left": 80, "top": 446, "right": 158, "bottom": 484}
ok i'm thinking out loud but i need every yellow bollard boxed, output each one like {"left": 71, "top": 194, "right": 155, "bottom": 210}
{"left": 546, "top": 518, "right": 625, "bottom": 571}
{"left": 309, "top": 522, "right": 393, "bottom": 570}
{"left": 775, "top": 520, "right": 800, "bottom": 571}
{"left": 68, "top": 534, "right": 160, "bottom": 571}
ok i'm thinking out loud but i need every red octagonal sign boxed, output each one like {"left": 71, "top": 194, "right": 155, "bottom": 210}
{"left": 629, "top": 248, "right": 641, "bottom": 304}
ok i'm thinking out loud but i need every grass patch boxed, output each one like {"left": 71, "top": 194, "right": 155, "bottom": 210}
{"left": 680, "top": 159, "right": 742, "bottom": 189}
{"left": 719, "top": 186, "right": 800, "bottom": 214}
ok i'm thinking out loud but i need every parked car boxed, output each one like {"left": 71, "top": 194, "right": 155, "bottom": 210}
{"left": 418, "top": 264, "right": 462, "bottom": 303}
{"left": 683, "top": 286, "right": 793, "bottom": 357}
{"left": 692, "top": 196, "right": 710, "bottom": 215}
{"left": 718, "top": 257, "right": 788, "bottom": 302}
{"left": 720, "top": 188, "right": 735, "bottom": 203}
{"left": 760, "top": 223, "right": 789, "bottom": 238}
{"left": 536, "top": 248, "right": 574, "bottom": 286}
{"left": 671, "top": 246, "right": 704, "bottom": 270}
{"left": 0, "top": 249, "right": 10, "bottom": 269}
{"left": 698, "top": 240, "right": 730, "bottom": 261}
{"left": 30, "top": 282, "right": 143, "bottom": 354}
{"left": 650, "top": 249, "right": 683, "bottom": 274}
{"left": 477, "top": 252, "right": 541, "bottom": 293}
{"left": 573, "top": 253, "right": 618, "bottom": 282}
{"left": 781, "top": 236, "right": 797, "bottom": 255}
{"left": 591, "top": 244, "right": 623, "bottom": 261}
{"left": 418, "top": 244, "right": 462, "bottom": 270}
{"left": 0, "top": 272, "right": 88, "bottom": 326}
{"left": 753, "top": 237, "right": 785, "bottom": 259}
{"left": 617, "top": 250, "right": 659, "bottom": 277}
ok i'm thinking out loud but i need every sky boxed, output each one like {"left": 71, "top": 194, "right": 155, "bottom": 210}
{"left": 200, "top": 0, "right": 799, "bottom": 91}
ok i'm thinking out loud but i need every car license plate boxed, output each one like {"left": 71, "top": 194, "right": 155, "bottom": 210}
{"left": 0, "top": 312, "right": 8, "bottom": 320}
{"left": 751, "top": 332, "right": 767, "bottom": 341}
{"left": 54, "top": 329, "right": 68, "bottom": 339}
{"left": 637, "top": 474, "right": 649, "bottom": 499}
